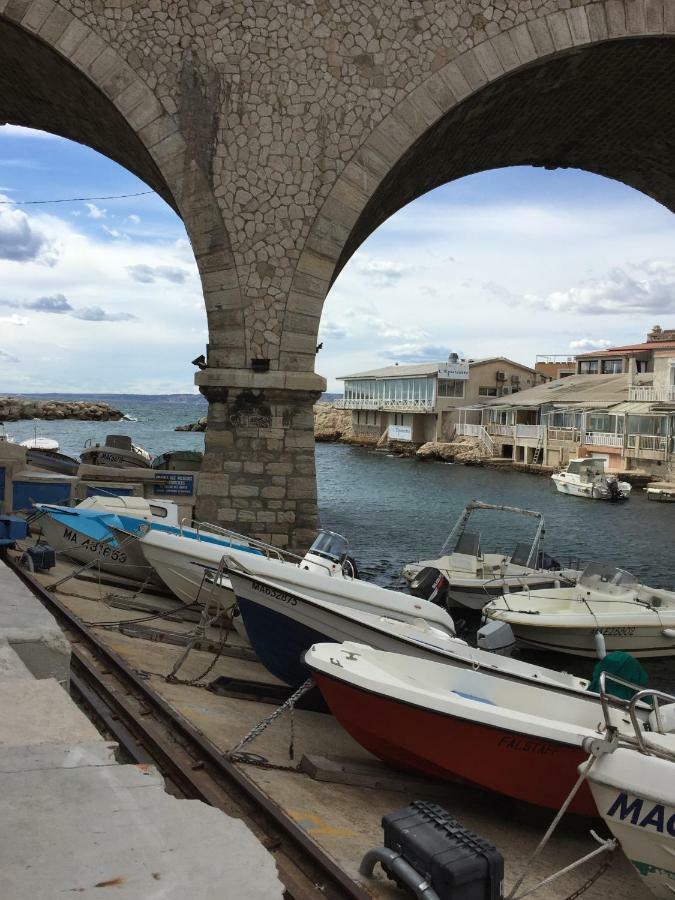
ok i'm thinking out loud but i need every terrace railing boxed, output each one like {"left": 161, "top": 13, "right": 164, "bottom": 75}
{"left": 456, "top": 423, "right": 494, "bottom": 455}
{"left": 583, "top": 432, "right": 624, "bottom": 448}
{"left": 628, "top": 386, "right": 675, "bottom": 402}
{"left": 334, "top": 398, "right": 435, "bottom": 411}
{"left": 625, "top": 433, "right": 670, "bottom": 456}
{"left": 547, "top": 427, "right": 581, "bottom": 443}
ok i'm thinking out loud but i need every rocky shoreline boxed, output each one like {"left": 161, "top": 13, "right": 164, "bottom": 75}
{"left": 0, "top": 397, "right": 124, "bottom": 422}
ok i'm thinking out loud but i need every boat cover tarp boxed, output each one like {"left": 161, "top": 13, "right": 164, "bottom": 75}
{"left": 588, "top": 651, "right": 648, "bottom": 701}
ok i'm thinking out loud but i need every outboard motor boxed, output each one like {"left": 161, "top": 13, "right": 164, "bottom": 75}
{"left": 409, "top": 567, "right": 448, "bottom": 607}
{"left": 607, "top": 477, "right": 621, "bottom": 502}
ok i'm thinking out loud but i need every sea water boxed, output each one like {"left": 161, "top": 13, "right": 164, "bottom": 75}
{"left": 8, "top": 393, "right": 675, "bottom": 688}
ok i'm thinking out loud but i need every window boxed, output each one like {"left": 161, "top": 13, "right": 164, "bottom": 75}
{"left": 437, "top": 379, "right": 464, "bottom": 398}
{"left": 601, "top": 359, "right": 622, "bottom": 374}
{"left": 579, "top": 360, "right": 599, "bottom": 375}
{"left": 479, "top": 387, "right": 498, "bottom": 397}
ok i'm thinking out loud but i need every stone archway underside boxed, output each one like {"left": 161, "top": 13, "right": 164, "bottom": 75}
{"left": 0, "top": 17, "right": 173, "bottom": 208}
{"left": 333, "top": 37, "right": 675, "bottom": 281}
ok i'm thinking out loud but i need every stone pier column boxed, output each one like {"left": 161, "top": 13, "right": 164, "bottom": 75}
{"left": 195, "top": 370, "right": 325, "bottom": 552}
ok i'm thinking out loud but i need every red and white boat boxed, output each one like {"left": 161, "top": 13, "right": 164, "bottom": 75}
{"left": 306, "top": 642, "right": 644, "bottom": 816}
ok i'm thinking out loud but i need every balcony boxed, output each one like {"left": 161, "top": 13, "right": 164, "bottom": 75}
{"left": 485, "top": 424, "right": 543, "bottom": 441}
{"left": 583, "top": 432, "right": 623, "bottom": 448}
{"left": 628, "top": 386, "right": 675, "bottom": 403}
{"left": 547, "top": 427, "right": 581, "bottom": 443}
{"left": 334, "top": 398, "right": 435, "bottom": 412}
{"left": 625, "top": 434, "right": 670, "bottom": 459}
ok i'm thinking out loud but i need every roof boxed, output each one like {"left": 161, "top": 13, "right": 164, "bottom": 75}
{"left": 339, "top": 357, "right": 536, "bottom": 380}
{"left": 482, "top": 373, "right": 630, "bottom": 409}
{"left": 576, "top": 340, "right": 675, "bottom": 358}
{"left": 608, "top": 401, "right": 670, "bottom": 414}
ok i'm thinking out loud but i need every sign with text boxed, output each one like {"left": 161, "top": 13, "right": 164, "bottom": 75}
{"left": 389, "top": 424, "right": 412, "bottom": 441}
{"left": 153, "top": 473, "right": 195, "bottom": 496}
{"left": 438, "top": 363, "right": 469, "bottom": 380}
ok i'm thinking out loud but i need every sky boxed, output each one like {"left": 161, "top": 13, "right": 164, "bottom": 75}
{"left": 1, "top": 124, "right": 674, "bottom": 394}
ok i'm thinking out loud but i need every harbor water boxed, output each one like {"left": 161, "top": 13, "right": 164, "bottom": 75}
{"left": 8, "top": 393, "right": 675, "bottom": 688}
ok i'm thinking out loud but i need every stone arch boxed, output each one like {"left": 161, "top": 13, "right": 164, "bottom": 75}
{"left": 290, "top": 1, "right": 675, "bottom": 355}
{"left": 0, "top": 1, "right": 243, "bottom": 366}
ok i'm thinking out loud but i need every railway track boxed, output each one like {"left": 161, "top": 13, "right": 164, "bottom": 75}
{"left": 6, "top": 556, "right": 370, "bottom": 900}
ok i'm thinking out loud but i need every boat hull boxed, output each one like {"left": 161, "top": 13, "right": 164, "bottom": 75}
{"left": 80, "top": 448, "right": 151, "bottom": 469}
{"left": 507, "top": 622, "right": 675, "bottom": 658}
{"left": 138, "top": 536, "right": 237, "bottom": 609}
{"left": 38, "top": 513, "right": 156, "bottom": 583}
{"left": 447, "top": 576, "right": 569, "bottom": 612}
{"left": 234, "top": 577, "right": 455, "bottom": 687}
{"left": 551, "top": 475, "right": 631, "bottom": 501}
{"left": 310, "top": 669, "right": 595, "bottom": 815}
{"left": 588, "top": 750, "right": 675, "bottom": 898}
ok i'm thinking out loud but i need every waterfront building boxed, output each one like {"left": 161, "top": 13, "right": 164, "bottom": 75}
{"left": 336, "top": 356, "right": 541, "bottom": 444}
{"left": 535, "top": 355, "right": 576, "bottom": 381}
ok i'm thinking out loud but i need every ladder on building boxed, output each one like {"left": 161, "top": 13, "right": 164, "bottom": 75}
{"left": 532, "top": 430, "right": 544, "bottom": 466}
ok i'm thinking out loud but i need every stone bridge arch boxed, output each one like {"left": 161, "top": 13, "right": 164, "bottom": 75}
{"left": 0, "top": 0, "right": 242, "bottom": 372}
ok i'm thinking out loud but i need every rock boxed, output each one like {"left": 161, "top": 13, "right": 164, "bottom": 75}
{"left": 313, "top": 403, "right": 353, "bottom": 442}
{"left": 0, "top": 397, "right": 124, "bottom": 422}
{"left": 417, "top": 437, "right": 490, "bottom": 464}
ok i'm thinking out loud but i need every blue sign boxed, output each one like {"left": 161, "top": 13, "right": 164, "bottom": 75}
{"left": 153, "top": 473, "right": 194, "bottom": 496}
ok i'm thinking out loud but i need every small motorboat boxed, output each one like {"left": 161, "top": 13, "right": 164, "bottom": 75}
{"left": 151, "top": 450, "right": 203, "bottom": 472}
{"left": 402, "top": 501, "right": 579, "bottom": 611}
{"left": 585, "top": 681, "right": 675, "bottom": 899}
{"left": 223, "top": 558, "right": 631, "bottom": 698}
{"left": 80, "top": 434, "right": 152, "bottom": 469}
{"left": 138, "top": 527, "right": 359, "bottom": 611}
{"left": 484, "top": 561, "right": 675, "bottom": 658}
{"left": 551, "top": 458, "right": 631, "bottom": 501}
{"left": 646, "top": 484, "right": 675, "bottom": 503}
{"left": 25, "top": 447, "right": 80, "bottom": 476}
{"left": 34, "top": 496, "right": 181, "bottom": 583}
{"left": 20, "top": 436, "right": 59, "bottom": 451}
{"left": 305, "top": 642, "right": 652, "bottom": 815}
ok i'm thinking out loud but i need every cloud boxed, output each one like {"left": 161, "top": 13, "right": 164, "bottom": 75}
{"left": 351, "top": 253, "right": 410, "bottom": 287}
{"left": 380, "top": 343, "right": 454, "bottom": 363}
{"left": 0, "top": 313, "right": 29, "bottom": 326}
{"left": 127, "top": 214, "right": 141, "bottom": 225}
{"left": 0, "top": 348, "right": 19, "bottom": 363}
{"left": 530, "top": 260, "right": 675, "bottom": 315}
{"left": 85, "top": 202, "right": 106, "bottom": 219}
{"left": 0, "top": 197, "right": 56, "bottom": 263}
{"left": 71, "top": 306, "right": 137, "bottom": 322}
{"left": 24, "top": 293, "right": 73, "bottom": 313}
{"left": 569, "top": 338, "right": 613, "bottom": 352}
{"left": 127, "top": 263, "right": 190, "bottom": 284}
{"left": 102, "top": 225, "right": 122, "bottom": 239}
{"left": 319, "top": 320, "right": 348, "bottom": 340}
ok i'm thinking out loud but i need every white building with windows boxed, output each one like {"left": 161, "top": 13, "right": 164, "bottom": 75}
{"left": 336, "top": 356, "right": 540, "bottom": 444}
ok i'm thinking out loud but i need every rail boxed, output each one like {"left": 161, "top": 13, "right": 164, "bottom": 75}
{"left": 6, "top": 556, "right": 367, "bottom": 900}
{"left": 629, "top": 386, "right": 675, "bottom": 402}
{"left": 455, "top": 423, "right": 494, "bottom": 455}
{"left": 625, "top": 433, "right": 669, "bottom": 454}
{"left": 583, "top": 432, "right": 623, "bottom": 448}
{"left": 333, "top": 398, "right": 434, "bottom": 411}
{"left": 597, "top": 671, "right": 675, "bottom": 760}
{"left": 547, "top": 427, "right": 580, "bottom": 443}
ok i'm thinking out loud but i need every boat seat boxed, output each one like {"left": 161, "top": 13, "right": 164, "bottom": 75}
{"left": 454, "top": 531, "right": 480, "bottom": 557}
{"left": 511, "top": 541, "right": 533, "bottom": 567}
{"left": 448, "top": 552, "right": 479, "bottom": 576}
{"left": 649, "top": 703, "right": 675, "bottom": 734}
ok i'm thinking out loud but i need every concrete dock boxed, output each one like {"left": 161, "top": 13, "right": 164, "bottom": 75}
{"left": 33, "top": 555, "right": 653, "bottom": 900}
{"left": 0, "top": 558, "right": 284, "bottom": 900}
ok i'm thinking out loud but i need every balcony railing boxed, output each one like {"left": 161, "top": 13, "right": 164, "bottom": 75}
{"left": 625, "top": 434, "right": 670, "bottom": 454}
{"left": 485, "top": 424, "right": 543, "bottom": 441}
{"left": 628, "top": 387, "right": 675, "bottom": 402}
{"left": 334, "top": 398, "right": 435, "bottom": 411}
{"left": 456, "top": 423, "right": 494, "bottom": 455}
{"left": 583, "top": 432, "right": 624, "bottom": 448}
{"left": 547, "top": 427, "right": 581, "bottom": 443}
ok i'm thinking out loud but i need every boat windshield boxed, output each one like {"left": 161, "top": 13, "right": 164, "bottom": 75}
{"left": 579, "top": 562, "right": 639, "bottom": 594}
{"left": 308, "top": 529, "right": 349, "bottom": 563}
{"left": 567, "top": 459, "right": 606, "bottom": 481}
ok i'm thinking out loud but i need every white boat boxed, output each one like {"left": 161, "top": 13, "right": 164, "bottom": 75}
{"left": 81, "top": 434, "right": 152, "bottom": 469}
{"left": 20, "top": 436, "right": 59, "bottom": 451}
{"left": 484, "top": 562, "right": 675, "bottom": 658}
{"left": 305, "top": 642, "right": 649, "bottom": 815}
{"left": 222, "top": 557, "right": 616, "bottom": 698}
{"left": 402, "top": 501, "right": 579, "bottom": 611}
{"left": 584, "top": 677, "right": 675, "bottom": 898}
{"left": 35, "top": 496, "right": 180, "bottom": 582}
{"left": 551, "top": 458, "right": 631, "bottom": 501}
